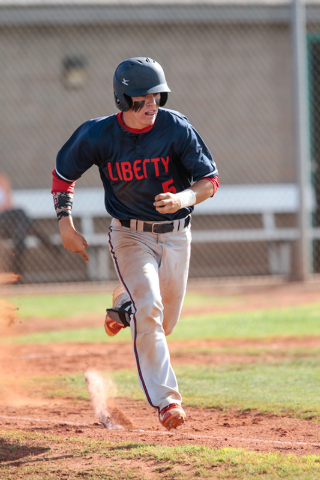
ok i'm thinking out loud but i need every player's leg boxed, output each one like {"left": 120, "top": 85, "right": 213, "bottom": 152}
{"left": 159, "top": 226, "right": 191, "bottom": 336}
{"left": 156, "top": 224, "right": 191, "bottom": 429}
{"left": 108, "top": 220, "right": 181, "bottom": 411}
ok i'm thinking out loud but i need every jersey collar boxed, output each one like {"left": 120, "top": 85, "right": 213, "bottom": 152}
{"left": 116, "top": 112, "right": 154, "bottom": 134}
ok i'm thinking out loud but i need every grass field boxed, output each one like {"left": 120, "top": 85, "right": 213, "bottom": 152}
{"left": 4, "top": 305, "right": 320, "bottom": 344}
{"left": 1, "top": 287, "right": 320, "bottom": 479}
{"left": 3, "top": 291, "right": 229, "bottom": 320}
{"left": 3, "top": 291, "right": 320, "bottom": 344}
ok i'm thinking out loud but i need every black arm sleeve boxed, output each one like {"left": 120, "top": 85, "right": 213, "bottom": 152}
{"left": 53, "top": 192, "right": 74, "bottom": 221}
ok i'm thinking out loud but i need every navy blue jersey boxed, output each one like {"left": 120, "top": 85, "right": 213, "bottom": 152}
{"left": 55, "top": 108, "right": 218, "bottom": 221}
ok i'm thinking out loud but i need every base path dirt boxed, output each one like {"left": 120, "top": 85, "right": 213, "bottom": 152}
{"left": 1, "top": 337, "right": 320, "bottom": 456}
{"left": 1, "top": 397, "right": 320, "bottom": 456}
{"left": 1, "top": 279, "right": 320, "bottom": 457}
{"left": 1, "top": 337, "right": 320, "bottom": 377}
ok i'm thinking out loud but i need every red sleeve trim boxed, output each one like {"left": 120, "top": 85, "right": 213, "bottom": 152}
{"left": 51, "top": 170, "right": 76, "bottom": 194}
{"left": 206, "top": 175, "right": 219, "bottom": 196}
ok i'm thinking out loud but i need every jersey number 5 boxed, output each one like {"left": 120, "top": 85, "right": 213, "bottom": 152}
{"left": 162, "top": 178, "right": 177, "bottom": 194}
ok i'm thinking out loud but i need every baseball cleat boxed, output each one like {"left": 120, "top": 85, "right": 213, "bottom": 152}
{"left": 104, "top": 285, "right": 130, "bottom": 337}
{"left": 159, "top": 403, "right": 186, "bottom": 430}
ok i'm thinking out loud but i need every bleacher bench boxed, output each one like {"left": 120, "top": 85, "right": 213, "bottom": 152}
{"left": 11, "top": 184, "right": 319, "bottom": 280}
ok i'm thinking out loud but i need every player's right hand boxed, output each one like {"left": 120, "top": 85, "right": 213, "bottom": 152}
{"left": 59, "top": 216, "right": 89, "bottom": 262}
{"left": 154, "top": 192, "right": 181, "bottom": 214}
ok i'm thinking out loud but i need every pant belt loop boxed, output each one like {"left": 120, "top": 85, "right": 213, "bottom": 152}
{"left": 137, "top": 220, "right": 144, "bottom": 232}
{"left": 130, "top": 219, "right": 137, "bottom": 231}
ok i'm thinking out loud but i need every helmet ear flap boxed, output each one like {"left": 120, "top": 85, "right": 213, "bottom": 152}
{"left": 123, "top": 94, "right": 132, "bottom": 111}
{"left": 160, "top": 92, "right": 168, "bottom": 107}
{"left": 114, "top": 93, "right": 121, "bottom": 107}
{"left": 113, "top": 92, "right": 132, "bottom": 112}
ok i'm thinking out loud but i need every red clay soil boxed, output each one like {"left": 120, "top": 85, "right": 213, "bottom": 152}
{"left": 1, "top": 338, "right": 320, "bottom": 377}
{"left": 1, "top": 280, "right": 320, "bottom": 456}
{"left": 1, "top": 337, "right": 320, "bottom": 456}
{"left": 1, "top": 395, "right": 320, "bottom": 456}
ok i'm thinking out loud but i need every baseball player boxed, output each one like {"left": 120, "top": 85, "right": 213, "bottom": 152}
{"left": 52, "top": 57, "right": 219, "bottom": 430}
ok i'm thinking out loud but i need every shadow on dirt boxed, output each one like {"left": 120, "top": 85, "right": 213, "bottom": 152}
{"left": 2, "top": 454, "right": 74, "bottom": 468}
{"left": 0, "top": 438, "right": 50, "bottom": 463}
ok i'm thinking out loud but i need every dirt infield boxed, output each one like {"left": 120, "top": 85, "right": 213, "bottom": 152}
{"left": 1, "top": 339, "right": 320, "bottom": 456}
{"left": 1, "top": 279, "right": 320, "bottom": 458}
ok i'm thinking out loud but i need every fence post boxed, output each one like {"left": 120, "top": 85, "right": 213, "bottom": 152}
{"left": 291, "top": 0, "right": 312, "bottom": 280}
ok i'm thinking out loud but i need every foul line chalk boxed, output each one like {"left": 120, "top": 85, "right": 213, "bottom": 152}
{"left": 1, "top": 415, "right": 320, "bottom": 448}
{"left": 0, "top": 415, "right": 89, "bottom": 428}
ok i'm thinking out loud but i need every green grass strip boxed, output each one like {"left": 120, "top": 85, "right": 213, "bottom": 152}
{"left": 4, "top": 302, "right": 320, "bottom": 344}
{"left": 4, "top": 293, "right": 113, "bottom": 319}
{"left": 176, "top": 361, "right": 320, "bottom": 418}
{"left": 173, "top": 303, "right": 320, "bottom": 340}
{"left": 1, "top": 430, "right": 320, "bottom": 479}
{"left": 20, "top": 358, "right": 320, "bottom": 419}
{"left": 3, "top": 291, "right": 228, "bottom": 320}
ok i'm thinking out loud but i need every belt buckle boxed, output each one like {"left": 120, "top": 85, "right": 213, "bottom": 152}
{"left": 151, "top": 222, "right": 161, "bottom": 233}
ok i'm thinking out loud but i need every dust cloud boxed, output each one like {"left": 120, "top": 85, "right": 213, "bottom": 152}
{"left": 0, "top": 272, "right": 35, "bottom": 407}
{"left": 0, "top": 273, "right": 20, "bottom": 334}
{"left": 85, "top": 368, "right": 124, "bottom": 429}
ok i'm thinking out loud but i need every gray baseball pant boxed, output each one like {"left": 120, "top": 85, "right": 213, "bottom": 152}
{"left": 108, "top": 217, "right": 191, "bottom": 411}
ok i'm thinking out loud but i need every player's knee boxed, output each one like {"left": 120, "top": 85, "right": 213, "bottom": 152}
{"left": 162, "top": 310, "right": 180, "bottom": 336}
{"left": 164, "top": 325, "right": 175, "bottom": 336}
{"left": 135, "top": 297, "right": 163, "bottom": 333}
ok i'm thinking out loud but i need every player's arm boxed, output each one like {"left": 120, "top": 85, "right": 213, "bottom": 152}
{"left": 52, "top": 171, "right": 89, "bottom": 262}
{"left": 154, "top": 176, "right": 219, "bottom": 214}
{"left": 52, "top": 120, "right": 101, "bottom": 262}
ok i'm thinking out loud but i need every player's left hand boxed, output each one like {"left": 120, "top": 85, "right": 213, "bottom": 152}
{"left": 154, "top": 193, "right": 181, "bottom": 214}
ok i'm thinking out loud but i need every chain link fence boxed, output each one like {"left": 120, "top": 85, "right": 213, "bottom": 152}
{"left": 0, "top": 1, "right": 318, "bottom": 283}
{"left": 309, "top": 23, "right": 320, "bottom": 276}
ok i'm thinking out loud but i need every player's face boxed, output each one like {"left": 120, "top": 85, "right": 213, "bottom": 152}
{"left": 123, "top": 93, "right": 161, "bottom": 130}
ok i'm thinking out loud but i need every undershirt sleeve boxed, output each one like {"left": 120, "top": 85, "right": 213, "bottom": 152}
{"left": 51, "top": 170, "right": 76, "bottom": 193}
{"left": 206, "top": 174, "right": 219, "bottom": 196}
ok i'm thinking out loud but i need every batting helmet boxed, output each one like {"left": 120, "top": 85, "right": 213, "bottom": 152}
{"left": 113, "top": 57, "right": 171, "bottom": 112}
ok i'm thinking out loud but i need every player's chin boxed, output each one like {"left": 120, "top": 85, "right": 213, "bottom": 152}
{"left": 144, "top": 118, "right": 156, "bottom": 127}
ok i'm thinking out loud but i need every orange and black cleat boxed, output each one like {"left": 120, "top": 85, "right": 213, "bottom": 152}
{"left": 104, "top": 285, "right": 132, "bottom": 337}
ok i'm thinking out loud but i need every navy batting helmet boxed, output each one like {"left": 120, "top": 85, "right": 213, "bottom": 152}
{"left": 113, "top": 57, "right": 171, "bottom": 112}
